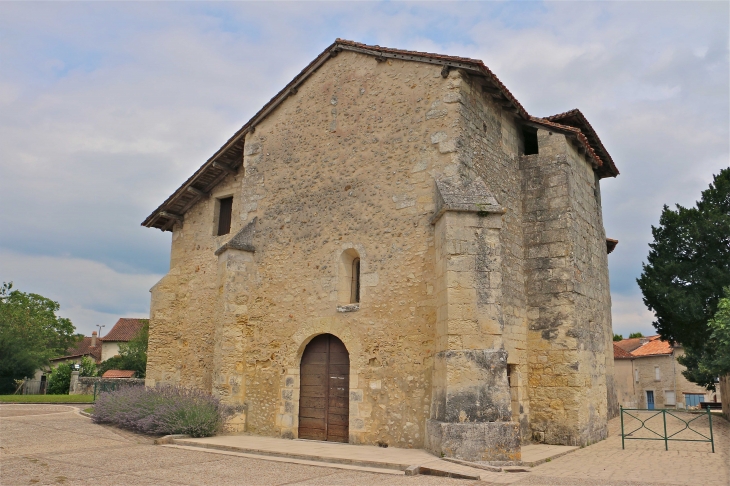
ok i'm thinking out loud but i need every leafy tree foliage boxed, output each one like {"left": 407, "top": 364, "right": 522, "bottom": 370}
{"left": 0, "top": 282, "right": 77, "bottom": 394}
{"left": 47, "top": 362, "right": 72, "bottom": 395}
{"left": 678, "top": 287, "right": 730, "bottom": 387}
{"left": 98, "top": 321, "right": 149, "bottom": 378}
{"left": 637, "top": 168, "right": 730, "bottom": 389}
{"left": 46, "top": 356, "right": 98, "bottom": 395}
{"left": 613, "top": 334, "right": 623, "bottom": 342}
{"left": 79, "top": 355, "right": 98, "bottom": 378}
{"left": 628, "top": 332, "right": 644, "bottom": 339}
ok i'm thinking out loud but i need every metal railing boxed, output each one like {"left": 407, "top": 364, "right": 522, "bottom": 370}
{"left": 620, "top": 406, "right": 715, "bottom": 453}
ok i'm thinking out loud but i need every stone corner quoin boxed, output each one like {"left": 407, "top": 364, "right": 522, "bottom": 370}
{"left": 141, "top": 40, "right": 620, "bottom": 462}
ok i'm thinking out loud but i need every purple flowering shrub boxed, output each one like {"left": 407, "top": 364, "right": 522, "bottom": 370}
{"left": 92, "top": 385, "right": 236, "bottom": 437}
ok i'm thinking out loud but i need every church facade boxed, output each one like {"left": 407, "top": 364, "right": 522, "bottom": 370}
{"left": 142, "top": 40, "right": 620, "bottom": 461}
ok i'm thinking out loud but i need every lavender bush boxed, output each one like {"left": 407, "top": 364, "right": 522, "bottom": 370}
{"left": 92, "top": 385, "right": 236, "bottom": 437}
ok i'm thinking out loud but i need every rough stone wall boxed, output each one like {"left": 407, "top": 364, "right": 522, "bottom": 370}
{"left": 452, "top": 72, "right": 530, "bottom": 439}
{"left": 522, "top": 129, "right": 612, "bottom": 446}
{"left": 148, "top": 50, "right": 471, "bottom": 448}
{"left": 146, "top": 171, "right": 243, "bottom": 392}
{"left": 146, "top": 52, "right": 616, "bottom": 451}
{"left": 72, "top": 377, "right": 144, "bottom": 395}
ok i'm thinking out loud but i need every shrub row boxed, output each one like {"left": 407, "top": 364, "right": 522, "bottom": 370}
{"left": 92, "top": 385, "right": 237, "bottom": 437}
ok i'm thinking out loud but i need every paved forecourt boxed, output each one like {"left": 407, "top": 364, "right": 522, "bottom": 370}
{"left": 1, "top": 405, "right": 727, "bottom": 485}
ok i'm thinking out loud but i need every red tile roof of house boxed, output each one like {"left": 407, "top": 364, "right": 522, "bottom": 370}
{"left": 51, "top": 336, "right": 102, "bottom": 363}
{"left": 631, "top": 336, "right": 674, "bottom": 357}
{"left": 142, "top": 39, "right": 619, "bottom": 232}
{"left": 102, "top": 318, "right": 148, "bottom": 342}
{"left": 102, "top": 370, "right": 136, "bottom": 378}
{"left": 614, "top": 335, "right": 675, "bottom": 359}
{"left": 614, "top": 337, "right": 649, "bottom": 353}
{"left": 613, "top": 343, "right": 634, "bottom": 359}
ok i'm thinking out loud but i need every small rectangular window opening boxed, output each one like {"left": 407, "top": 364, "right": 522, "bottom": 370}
{"left": 654, "top": 366, "right": 661, "bottom": 381}
{"left": 522, "top": 127, "right": 539, "bottom": 155}
{"left": 350, "top": 258, "right": 360, "bottom": 303}
{"left": 217, "top": 197, "right": 233, "bottom": 236}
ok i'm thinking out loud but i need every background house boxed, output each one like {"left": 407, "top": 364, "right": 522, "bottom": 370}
{"left": 613, "top": 336, "right": 721, "bottom": 409}
{"left": 100, "top": 318, "right": 147, "bottom": 362}
{"left": 31, "top": 318, "right": 147, "bottom": 383}
{"left": 34, "top": 331, "right": 102, "bottom": 381}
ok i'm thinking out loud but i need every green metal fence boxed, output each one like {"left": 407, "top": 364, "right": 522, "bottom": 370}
{"left": 620, "top": 406, "right": 715, "bottom": 453}
{"left": 93, "top": 380, "right": 141, "bottom": 400}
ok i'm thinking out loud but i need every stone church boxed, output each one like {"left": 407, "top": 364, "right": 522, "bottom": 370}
{"left": 142, "top": 40, "right": 620, "bottom": 461}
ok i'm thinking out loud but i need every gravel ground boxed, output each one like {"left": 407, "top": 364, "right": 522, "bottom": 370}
{"left": 1, "top": 404, "right": 727, "bottom": 485}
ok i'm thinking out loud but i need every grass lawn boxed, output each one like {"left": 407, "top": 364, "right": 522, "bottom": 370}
{"left": 0, "top": 395, "right": 94, "bottom": 403}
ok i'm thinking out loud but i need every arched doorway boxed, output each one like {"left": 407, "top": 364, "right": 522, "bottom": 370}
{"left": 298, "top": 334, "right": 349, "bottom": 442}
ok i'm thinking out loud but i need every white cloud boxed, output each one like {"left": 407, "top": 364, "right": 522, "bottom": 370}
{"left": 0, "top": 250, "right": 161, "bottom": 337}
{"left": 0, "top": 2, "right": 726, "bottom": 334}
{"left": 611, "top": 292, "right": 657, "bottom": 338}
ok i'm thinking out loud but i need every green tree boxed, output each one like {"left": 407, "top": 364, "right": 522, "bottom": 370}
{"left": 637, "top": 168, "right": 730, "bottom": 389}
{"left": 678, "top": 287, "right": 730, "bottom": 386}
{"left": 613, "top": 334, "right": 623, "bottom": 342}
{"left": 46, "top": 362, "right": 72, "bottom": 394}
{"left": 98, "top": 321, "right": 149, "bottom": 378}
{"left": 0, "top": 282, "right": 77, "bottom": 394}
{"left": 79, "top": 356, "right": 98, "bottom": 378}
{"left": 628, "top": 332, "right": 644, "bottom": 339}
{"left": 46, "top": 356, "right": 98, "bottom": 395}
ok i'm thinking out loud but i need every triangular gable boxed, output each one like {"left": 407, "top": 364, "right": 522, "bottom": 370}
{"left": 142, "top": 39, "right": 618, "bottom": 232}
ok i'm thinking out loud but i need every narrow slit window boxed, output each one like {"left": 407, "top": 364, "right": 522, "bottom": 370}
{"left": 217, "top": 197, "right": 233, "bottom": 236}
{"left": 350, "top": 258, "right": 360, "bottom": 303}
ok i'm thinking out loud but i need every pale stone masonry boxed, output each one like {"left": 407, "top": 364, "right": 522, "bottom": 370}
{"left": 142, "top": 40, "right": 620, "bottom": 461}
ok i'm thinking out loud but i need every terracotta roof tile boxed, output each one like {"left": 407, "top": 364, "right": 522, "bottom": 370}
{"left": 142, "top": 39, "right": 619, "bottom": 231}
{"left": 102, "top": 370, "right": 137, "bottom": 378}
{"left": 606, "top": 238, "right": 619, "bottom": 254}
{"left": 102, "top": 318, "right": 148, "bottom": 342}
{"left": 613, "top": 343, "right": 634, "bottom": 359}
{"left": 51, "top": 336, "right": 102, "bottom": 363}
{"left": 615, "top": 337, "right": 649, "bottom": 353}
{"left": 545, "top": 109, "right": 619, "bottom": 178}
{"left": 631, "top": 336, "right": 674, "bottom": 357}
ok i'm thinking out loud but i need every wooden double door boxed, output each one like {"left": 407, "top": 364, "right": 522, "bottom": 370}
{"left": 298, "top": 334, "right": 349, "bottom": 442}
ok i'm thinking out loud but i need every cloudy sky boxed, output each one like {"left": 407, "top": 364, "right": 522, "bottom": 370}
{"left": 0, "top": 1, "right": 727, "bottom": 338}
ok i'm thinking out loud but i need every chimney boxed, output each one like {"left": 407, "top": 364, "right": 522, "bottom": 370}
{"left": 91, "top": 331, "right": 97, "bottom": 347}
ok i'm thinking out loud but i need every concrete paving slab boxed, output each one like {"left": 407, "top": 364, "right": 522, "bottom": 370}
{"left": 519, "top": 444, "right": 579, "bottom": 466}
{"left": 165, "top": 444, "right": 404, "bottom": 475}
{"left": 174, "top": 434, "right": 437, "bottom": 471}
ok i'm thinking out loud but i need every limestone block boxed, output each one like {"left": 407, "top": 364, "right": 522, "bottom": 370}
{"left": 425, "top": 419, "right": 520, "bottom": 462}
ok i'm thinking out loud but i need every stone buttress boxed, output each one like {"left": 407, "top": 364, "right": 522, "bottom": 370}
{"left": 425, "top": 178, "right": 521, "bottom": 462}
{"left": 212, "top": 218, "right": 258, "bottom": 432}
